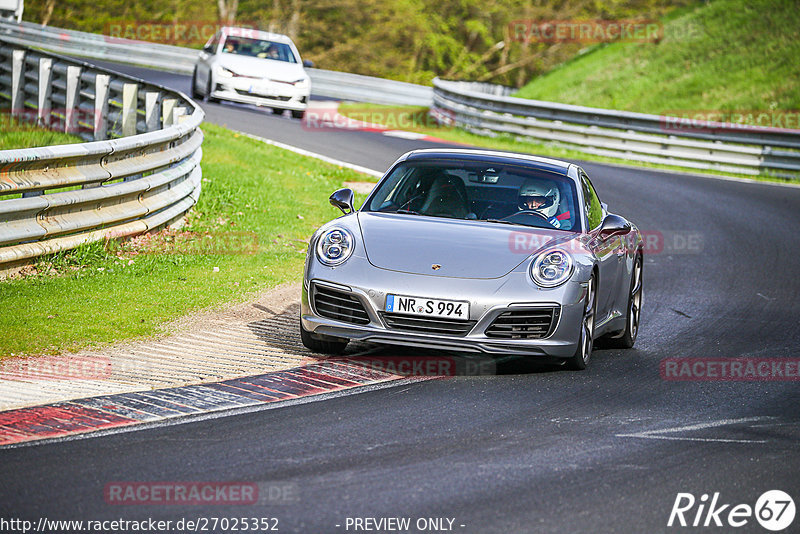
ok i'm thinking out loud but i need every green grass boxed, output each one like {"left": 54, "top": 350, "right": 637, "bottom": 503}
{"left": 0, "top": 123, "right": 374, "bottom": 358}
{"left": 0, "top": 114, "right": 83, "bottom": 150}
{"left": 337, "top": 103, "right": 797, "bottom": 184}
{"left": 514, "top": 0, "right": 800, "bottom": 115}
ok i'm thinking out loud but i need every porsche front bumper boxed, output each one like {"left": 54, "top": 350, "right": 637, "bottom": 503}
{"left": 300, "top": 269, "right": 589, "bottom": 359}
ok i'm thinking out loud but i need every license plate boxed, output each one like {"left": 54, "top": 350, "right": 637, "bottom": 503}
{"left": 385, "top": 294, "right": 469, "bottom": 319}
{"left": 249, "top": 85, "right": 276, "bottom": 97}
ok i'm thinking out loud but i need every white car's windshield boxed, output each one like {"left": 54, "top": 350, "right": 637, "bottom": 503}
{"left": 364, "top": 160, "right": 581, "bottom": 232}
{"left": 221, "top": 36, "right": 297, "bottom": 63}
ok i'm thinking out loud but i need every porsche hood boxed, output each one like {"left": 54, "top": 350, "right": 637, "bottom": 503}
{"left": 357, "top": 212, "right": 580, "bottom": 279}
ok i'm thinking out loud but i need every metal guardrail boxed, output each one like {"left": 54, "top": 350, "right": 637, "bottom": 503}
{"left": 0, "top": 20, "right": 433, "bottom": 106}
{"left": 432, "top": 78, "right": 800, "bottom": 177}
{"left": 0, "top": 39, "right": 204, "bottom": 271}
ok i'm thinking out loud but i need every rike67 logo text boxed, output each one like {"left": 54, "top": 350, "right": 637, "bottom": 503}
{"left": 668, "top": 490, "right": 795, "bottom": 531}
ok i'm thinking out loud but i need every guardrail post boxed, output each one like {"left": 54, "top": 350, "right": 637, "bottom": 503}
{"left": 145, "top": 92, "right": 161, "bottom": 132}
{"left": 173, "top": 107, "right": 187, "bottom": 124}
{"left": 64, "top": 66, "right": 81, "bottom": 134}
{"left": 93, "top": 74, "right": 110, "bottom": 140}
{"left": 122, "top": 83, "right": 138, "bottom": 136}
{"left": 11, "top": 49, "right": 25, "bottom": 118}
{"left": 37, "top": 58, "right": 53, "bottom": 128}
{"left": 162, "top": 98, "right": 177, "bottom": 127}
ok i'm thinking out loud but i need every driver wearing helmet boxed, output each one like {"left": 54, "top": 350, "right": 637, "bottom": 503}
{"left": 518, "top": 179, "right": 563, "bottom": 228}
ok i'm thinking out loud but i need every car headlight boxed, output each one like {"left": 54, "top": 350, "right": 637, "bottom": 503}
{"left": 530, "top": 248, "right": 574, "bottom": 287}
{"left": 215, "top": 65, "right": 257, "bottom": 78}
{"left": 215, "top": 65, "right": 235, "bottom": 78}
{"left": 292, "top": 78, "right": 309, "bottom": 87}
{"left": 316, "top": 227, "right": 354, "bottom": 266}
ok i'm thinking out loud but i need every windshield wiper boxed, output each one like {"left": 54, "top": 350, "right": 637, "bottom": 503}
{"left": 395, "top": 209, "right": 421, "bottom": 215}
{"left": 483, "top": 218, "right": 526, "bottom": 226}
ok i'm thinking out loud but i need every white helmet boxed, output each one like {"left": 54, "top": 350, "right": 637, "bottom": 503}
{"left": 518, "top": 180, "right": 560, "bottom": 218}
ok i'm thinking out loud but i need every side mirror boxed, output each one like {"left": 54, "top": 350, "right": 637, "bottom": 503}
{"left": 303, "top": 59, "right": 314, "bottom": 68}
{"left": 598, "top": 213, "right": 631, "bottom": 237}
{"left": 330, "top": 188, "right": 355, "bottom": 214}
{"left": 203, "top": 45, "right": 215, "bottom": 55}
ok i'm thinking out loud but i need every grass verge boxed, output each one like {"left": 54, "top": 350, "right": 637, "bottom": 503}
{"left": 0, "top": 114, "right": 83, "bottom": 150}
{"left": 0, "top": 123, "right": 374, "bottom": 359}
{"left": 514, "top": 0, "right": 799, "bottom": 114}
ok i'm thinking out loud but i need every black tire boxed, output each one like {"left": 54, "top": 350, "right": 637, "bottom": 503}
{"left": 191, "top": 69, "right": 201, "bottom": 99}
{"left": 601, "top": 254, "right": 643, "bottom": 349}
{"left": 291, "top": 109, "right": 305, "bottom": 120}
{"left": 566, "top": 273, "right": 597, "bottom": 370}
{"left": 206, "top": 78, "right": 219, "bottom": 103}
{"left": 300, "top": 321, "right": 348, "bottom": 354}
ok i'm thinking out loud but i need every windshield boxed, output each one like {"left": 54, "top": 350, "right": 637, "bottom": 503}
{"left": 364, "top": 160, "right": 581, "bottom": 232}
{"left": 221, "top": 36, "right": 298, "bottom": 63}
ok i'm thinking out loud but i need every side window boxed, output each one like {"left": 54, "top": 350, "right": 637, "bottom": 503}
{"left": 580, "top": 171, "right": 603, "bottom": 231}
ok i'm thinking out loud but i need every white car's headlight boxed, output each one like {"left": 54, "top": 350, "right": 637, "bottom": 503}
{"left": 215, "top": 65, "right": 235, "bottom": 78}
{"left": 316, "top": 227, "right": 354, "bottom": 266}
{"left": 530, "top": 248, "right": 574, "bottom": 287}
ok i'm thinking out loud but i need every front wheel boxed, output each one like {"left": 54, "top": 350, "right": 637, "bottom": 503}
{"left": 206, "top": 78, "right": 220, "bottom": 103}
{"left": 191, "top": 69, "right": 201, "bottom": 99}
{"left": 300, "top": 321, "right": 348, "bottom": 354}
{"left": 566, "top": 274, "right": 597, "bottom": 370}
{"left": 291, "top": 109, "right": 305, "bottom": 120}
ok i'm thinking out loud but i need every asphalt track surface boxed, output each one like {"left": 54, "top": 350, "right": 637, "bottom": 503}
{"left": 2, "top": 62, "right": 799, "bottom": 533}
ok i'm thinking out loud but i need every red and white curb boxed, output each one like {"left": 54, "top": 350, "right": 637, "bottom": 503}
{"left": 0, "top": 360, "right": 415, "bottom": 447}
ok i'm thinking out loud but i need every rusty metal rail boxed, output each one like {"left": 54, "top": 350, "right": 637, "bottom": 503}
{"left": 0, "top": 39, "right": 204, "bottom": 272}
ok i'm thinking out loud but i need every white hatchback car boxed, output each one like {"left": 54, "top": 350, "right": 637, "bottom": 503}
{"left": 192, "top": 27, "right": 312, "bottom": 118}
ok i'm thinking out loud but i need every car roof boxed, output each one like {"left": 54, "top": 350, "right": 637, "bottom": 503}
{"left": 402, "top": 148, "right": 572, "bottom": 176}
{"left": 220, "top": 26, "right": 294, "bottom": 44}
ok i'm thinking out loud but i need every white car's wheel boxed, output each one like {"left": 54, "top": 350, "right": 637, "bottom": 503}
{"left": 191, "top": 68, "right": 202, "bottom": 99}
{"left": 206, "top": 78, "right": 220, "bottom": 103}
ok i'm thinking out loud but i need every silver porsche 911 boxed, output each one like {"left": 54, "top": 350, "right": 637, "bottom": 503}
{"left": 300, "top": 149, "right": 643, "bottom": 370}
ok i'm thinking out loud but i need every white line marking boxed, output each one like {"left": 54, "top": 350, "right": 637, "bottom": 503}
{"left": 233, "top": 130, "right": 383, "bottom": 178}
{"left": 616, "top": 416, "right": 775, "bottom": 444}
